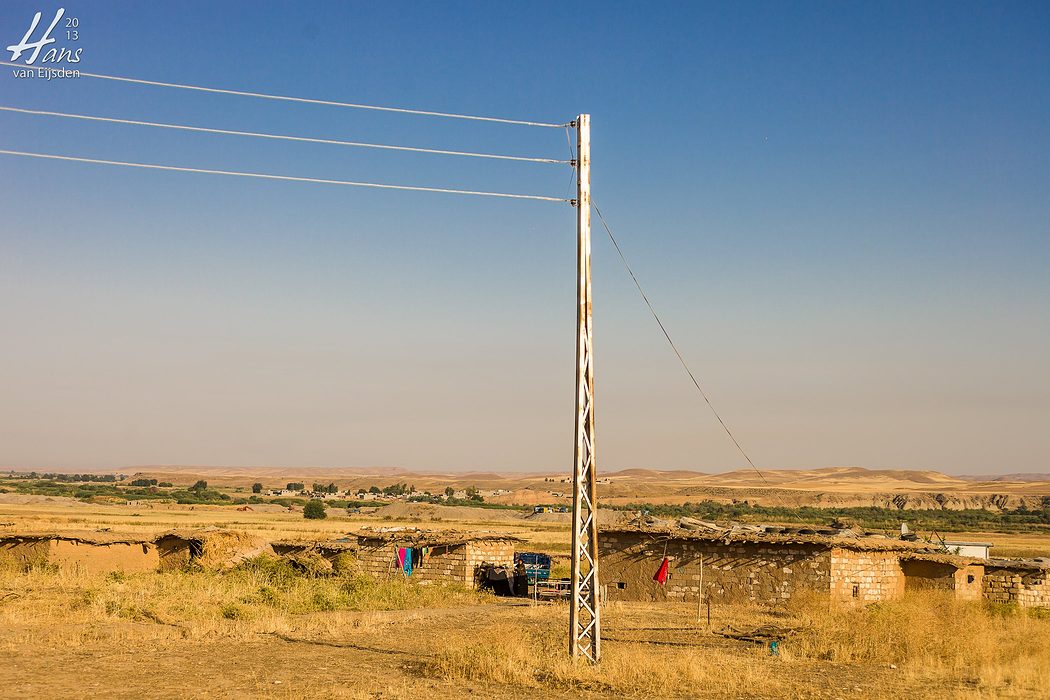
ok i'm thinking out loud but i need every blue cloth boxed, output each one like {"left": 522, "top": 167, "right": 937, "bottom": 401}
{"left": 403, "top": 547, "right": 413, "bottom": 576}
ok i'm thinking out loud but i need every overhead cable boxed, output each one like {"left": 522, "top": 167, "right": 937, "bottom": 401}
{"left": 591, "top": 201, "right": 775, "bottom": 491}
{"left": 0, "top": 149, "right": 571, "bottom": 202}
{"left": 0, "top": 60, "right": 566, "bottom": 128}
{"left": 0, "top": 106, "right": 569, "bottom": 164}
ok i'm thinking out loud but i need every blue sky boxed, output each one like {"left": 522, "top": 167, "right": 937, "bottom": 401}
{"left": 1, "top": 1, "right": 1047, "bottom": 473}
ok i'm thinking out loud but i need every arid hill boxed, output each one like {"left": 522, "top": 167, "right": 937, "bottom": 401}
{"left": 108, "top": 464, "right": 1050, "bottom": 512}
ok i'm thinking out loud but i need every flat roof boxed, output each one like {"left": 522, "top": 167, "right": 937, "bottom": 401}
{"left": 599, "top": 525, "right": 981, "bottom": 563}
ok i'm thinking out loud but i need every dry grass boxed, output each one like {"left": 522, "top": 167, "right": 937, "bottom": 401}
{"left": 787, "top": 592, "right": 1050, "bottom": 697}
{"left": 420, "top": 596, "right": 1050, "bottom": 699}
{"left": 1, "top": 564, "right": 1049, "bottom": 698}
{"left": 425, "top": 619, "right": 782, "bottom": 696}
{"left": 0, "top": 555, "right": 487, "bottom": 646}
{"left": 3, "top": 499, "right": 1050, "bottom": 698}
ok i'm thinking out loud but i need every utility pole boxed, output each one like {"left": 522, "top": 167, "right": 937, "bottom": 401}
{"left": 569, "top": 113, "right": 600, "bottom": 663}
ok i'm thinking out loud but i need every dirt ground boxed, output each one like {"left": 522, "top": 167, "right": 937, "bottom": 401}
{"left": 1, "top": 498, "right": 1048, "bottom": 698}
{"left": 0, "top": 599, "right": 932, "bottom": 700}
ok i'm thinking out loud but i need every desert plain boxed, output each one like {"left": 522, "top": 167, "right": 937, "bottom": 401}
{"left": 1, "top": 465, "right": 1049, "bottom": 699}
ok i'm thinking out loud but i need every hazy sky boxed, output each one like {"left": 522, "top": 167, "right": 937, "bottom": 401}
{"left": 1, "top": 2, "right": 1047, "bottom": 474}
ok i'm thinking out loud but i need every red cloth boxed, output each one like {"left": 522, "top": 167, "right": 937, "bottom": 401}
{"left": 653, "top": 557, "right": 670, "bottom": 586}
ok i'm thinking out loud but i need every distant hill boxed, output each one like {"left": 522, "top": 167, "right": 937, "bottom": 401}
{"left": 10, "top": 463, "right": 1048, "bottom": 509}
{"left": 963, "top": 473, "right": 1050, "bottom": 483}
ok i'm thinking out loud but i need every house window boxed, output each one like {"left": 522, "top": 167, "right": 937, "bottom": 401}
{"left": 967, "top": 575, "right": 975, "bottom": 584}
{"left": 615, "top": 582, "right": 627, "bottom": 590}
{"left": 852, "top": 584, "right": 860, "bottom": 598}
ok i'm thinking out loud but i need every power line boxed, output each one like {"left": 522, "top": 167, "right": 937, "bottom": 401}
{"left": 0, "top": 149, "right": 571, "bottom": 202}
{"left": 0, "top": 106, "right": 570, "bottom": 164}
{"left": 591, "top": 201, "right": 776, "bottom": 492}
{"left": 0, "top": 60, "right": 567, "bottom": 128}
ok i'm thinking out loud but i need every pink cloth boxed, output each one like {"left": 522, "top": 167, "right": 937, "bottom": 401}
{"left": 397, "top": 547, "right": 407, "bottom": 568}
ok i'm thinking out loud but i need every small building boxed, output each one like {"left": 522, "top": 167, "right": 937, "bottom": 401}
{"left": 940, "top": 541, "right": 993, "bottom": 559}
{"left": 599, "top": 525, "right": 986, "bottom": 607}
{"left": 352, "top": 529, "right": 521, "bottom": 587}
{"left": 0, "top": 528, "right": 269, "bottom": 575}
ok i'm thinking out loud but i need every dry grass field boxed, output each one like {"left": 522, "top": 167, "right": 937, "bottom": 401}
{"left": 1, "top": 560, "right": 1048, "bottom": 699}
{"left": 2, "top": 496, "right": 1050, "bottom": 698}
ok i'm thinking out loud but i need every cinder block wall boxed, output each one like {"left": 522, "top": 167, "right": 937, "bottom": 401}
{"left": 830, "top": 548, "right": 905, "bottom": 604}
{"left": 598, "top": 533, "right": 831, "bottom": 605}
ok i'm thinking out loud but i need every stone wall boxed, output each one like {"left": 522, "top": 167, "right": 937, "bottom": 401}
{"left": 463, "top": 540, "right": 517, "bottom": 583}
{"left": 830, "top": 548, "right": 905, "bottom": 604}
{"left": 984, "top": 567, "right": 1050, "bottom": 608}
{"left": 356, "top": 539, "right": 516, "bottom": 587}
{"left": 599, "top": 534, "right": 986, "bottom": 607}
{"left": 598, "top": 532, "right": 831, "bottom": 605}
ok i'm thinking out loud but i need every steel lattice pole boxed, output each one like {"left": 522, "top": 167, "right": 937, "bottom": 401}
{"left": 569, "top": 113, "right": 600, "bottom": 662}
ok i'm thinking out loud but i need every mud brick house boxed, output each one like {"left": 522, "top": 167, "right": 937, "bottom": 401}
{"left": 0, "top": 531, "right": 160, "bottom": 573}
{"left": 599, "top": 525, "right": 986, "bottom": 606}
{"left": 0, "top": 528, "right": 264, "bottom": 574}
{"left": 353, "top": 529, "right": 521, "bottom": 587}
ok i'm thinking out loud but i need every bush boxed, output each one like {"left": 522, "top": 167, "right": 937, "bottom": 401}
{"left": 303, "top": 500, "right": 327, "bottom": 520}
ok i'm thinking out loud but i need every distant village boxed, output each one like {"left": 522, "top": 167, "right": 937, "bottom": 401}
{"left": 261, "top": 482, "right": 511, "bottom": 503}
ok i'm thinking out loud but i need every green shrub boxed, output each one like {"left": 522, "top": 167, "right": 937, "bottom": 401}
{"left": 303, "top": 500, "right": 327, "bottom": 519}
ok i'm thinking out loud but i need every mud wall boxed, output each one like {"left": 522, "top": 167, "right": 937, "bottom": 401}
{"left": 0, "top": 538, "right": 159, "bottom": 574}
{"left": 155, "top": 536, "right": 200, "bottom": 571}
{"left": 598, "top": 532, "right": 831, "bottom": 605}
{"left": 0, "top": 539, "right": 51, "bottom": 569}
{"left": 953, "top": 564, "right": 985, "bottom": 601}
{"left": 901, "top": 560, "right": 957, "bottom": 592}
{"left": 48, "top": 540, "right": 159, "bottom": 574}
